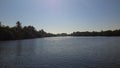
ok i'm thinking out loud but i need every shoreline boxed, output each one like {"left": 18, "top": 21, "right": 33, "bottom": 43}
{"left": 0, "top": 36, "right": 120, "bottom": 41}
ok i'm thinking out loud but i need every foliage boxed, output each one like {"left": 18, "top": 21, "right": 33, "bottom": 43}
{"left": 70, "top": 30, "right": 120, "bottom": 36}
{"left": 0, "top": 21, "right": 55, "bottom": 41}
{"left": 0, "top": 21, "right": 120, "bottom": 41}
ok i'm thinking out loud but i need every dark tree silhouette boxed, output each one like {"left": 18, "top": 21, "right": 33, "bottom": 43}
{"left": 23, "top": 25, "right": 38, "bottom": 38}
{"left": 16, "top": 21, "right": 22, "bottom": 29}
{"left": 70, "top": 30, "right": 120, "bottom": 36}
{"left": 0, "top": 21, "right": 120, "bottom": 41}
{"left": 0, "top": 22, "right": 1, "bottom": 27}
{"left": 0, "top": 21, "right": 56, "bottom": 41}
{"left": 38, "top": 29, "right": 47, "bottom": 37}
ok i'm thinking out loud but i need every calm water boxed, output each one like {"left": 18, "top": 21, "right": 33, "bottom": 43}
{"left": 0, "top": 37, "right": 120, "bottom": 68}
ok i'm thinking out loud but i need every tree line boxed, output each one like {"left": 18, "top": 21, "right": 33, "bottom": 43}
{"left": 0, "top": 21, "right": 120, "bottom": 41}
{"left": 0, "top": 21, "right": 55, "bottom": 41}
{"left": 70, "top": 30, "right": 120, "bottom": 36}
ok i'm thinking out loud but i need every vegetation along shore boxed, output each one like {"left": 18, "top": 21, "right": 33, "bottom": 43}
{"left": 0, "top": 21, "right": 120, "bottom": 41}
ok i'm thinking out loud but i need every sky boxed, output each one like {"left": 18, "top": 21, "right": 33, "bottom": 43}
{"left": 0, "top": 0, "right": 120, "bottom": 33}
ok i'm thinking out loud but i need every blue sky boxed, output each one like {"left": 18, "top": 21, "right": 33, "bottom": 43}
{"left": 0, "top": 0, "right": 120, "bottom": 33}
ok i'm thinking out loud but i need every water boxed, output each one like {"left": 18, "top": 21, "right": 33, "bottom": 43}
{"left": 0, "top": 37, "right": 120, "bottom": 68}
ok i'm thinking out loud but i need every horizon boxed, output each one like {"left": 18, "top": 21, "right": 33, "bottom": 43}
{"left": 0, "top": 21, "right": 120, "bottom": 34}
{"left": 0, "top": 0, "right": 120, "bottom": 34}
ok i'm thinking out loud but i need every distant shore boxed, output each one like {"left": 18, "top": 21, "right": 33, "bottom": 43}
{"left": 0, "top": 21, "right": 120, "bottom": 41}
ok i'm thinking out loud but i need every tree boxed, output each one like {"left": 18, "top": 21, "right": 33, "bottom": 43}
{"left": 0, "top": 21, "right": 55, "bottom": 41}
{"left": 0, "top": 22, "right": 1, "bottom": 27}
{"left": 23, "top": 26, "right": 38, "bottom": 38}
{"left": 16, "top": 21, "right": 22, "bottom": 29}
{"left": 38, "top": 29, "right": 47, "bottom": 37}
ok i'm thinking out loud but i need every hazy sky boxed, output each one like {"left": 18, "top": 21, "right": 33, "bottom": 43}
{"left": 0, "top": 0, "right": 120, "bottom": 33}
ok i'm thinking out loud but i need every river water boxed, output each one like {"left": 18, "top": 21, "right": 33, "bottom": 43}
{"left": 0, "top": 37, "right": 120, "bottom": 68}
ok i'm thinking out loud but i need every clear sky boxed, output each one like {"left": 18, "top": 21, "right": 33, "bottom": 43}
{"left": 0, "top": 0, "right": 120, "bottom": 33}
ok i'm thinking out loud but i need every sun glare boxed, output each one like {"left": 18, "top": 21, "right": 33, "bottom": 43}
{"left": 45, "top": 0, "right": 61, "bottom": 9}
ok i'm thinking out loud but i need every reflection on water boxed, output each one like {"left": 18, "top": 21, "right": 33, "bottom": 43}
{"left": 0, "top": 37, "right": 120, "bottom": 68}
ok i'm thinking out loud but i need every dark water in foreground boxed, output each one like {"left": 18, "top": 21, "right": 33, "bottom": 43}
{"left": 0, "top": 37, "right": 120, "bottom": 68}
